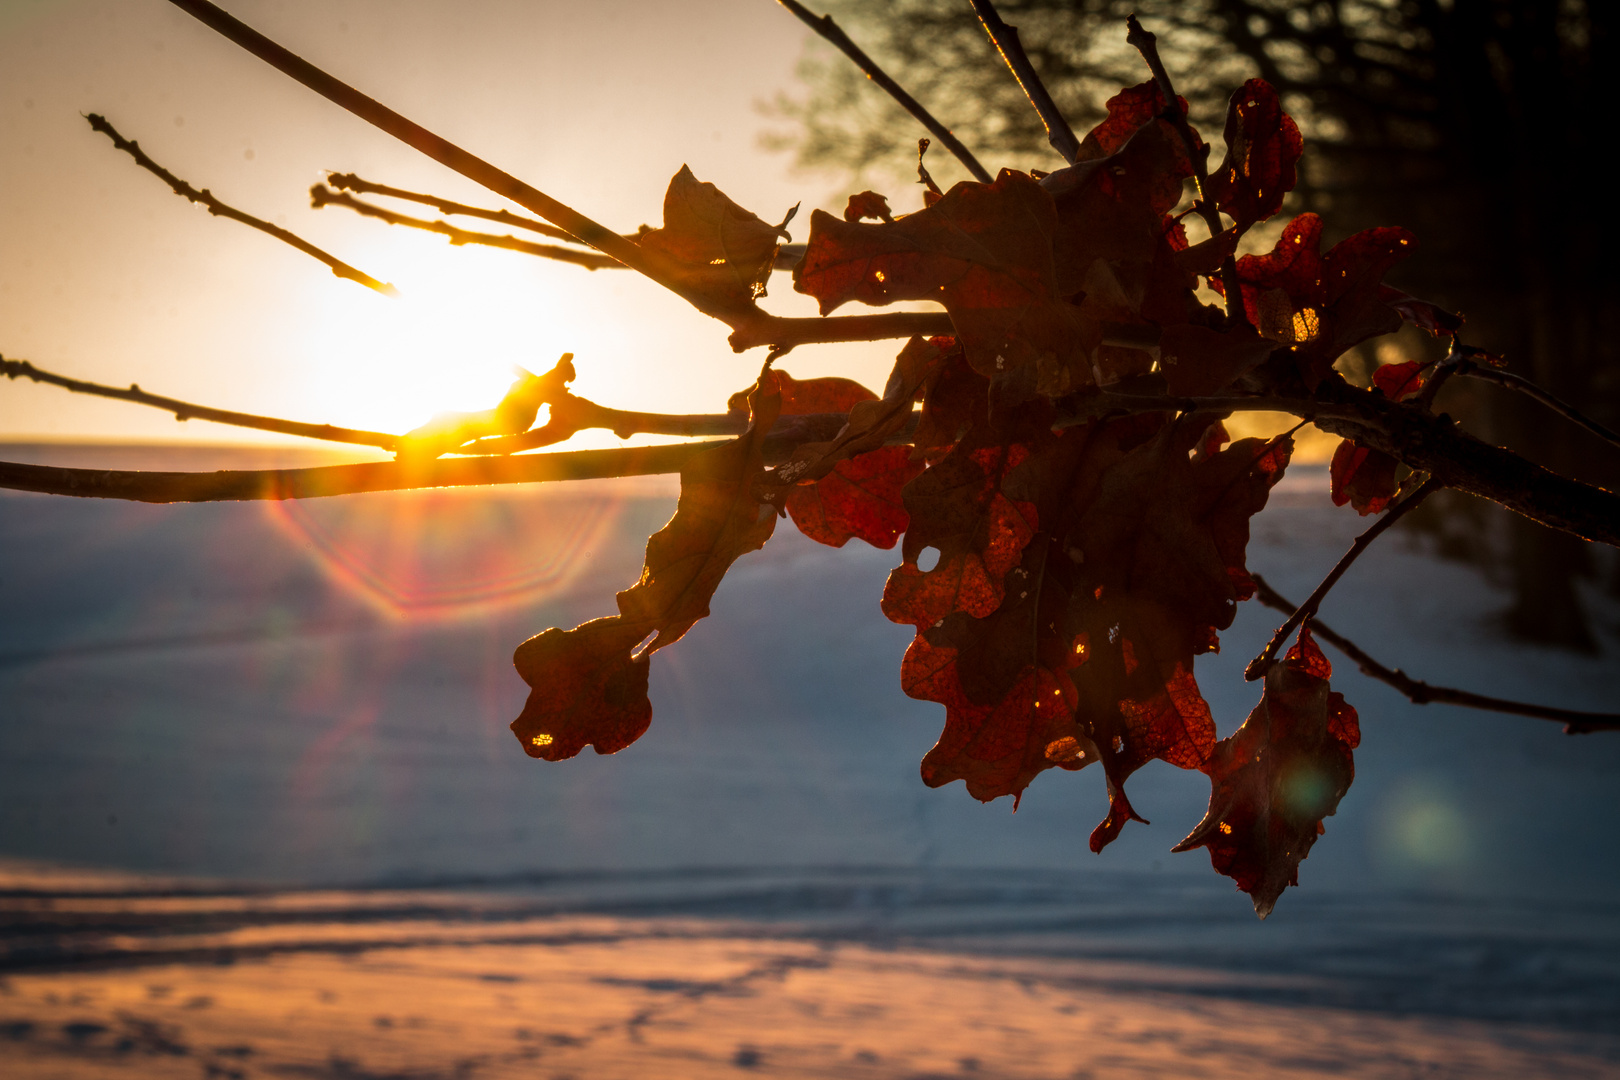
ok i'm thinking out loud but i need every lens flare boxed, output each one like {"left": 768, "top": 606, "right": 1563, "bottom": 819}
{"left": 265, "top": 486, "right": 624, "bottom": 620}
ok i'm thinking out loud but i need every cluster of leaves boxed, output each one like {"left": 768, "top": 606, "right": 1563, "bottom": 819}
{"left": 511, "top": 77, "right": 1455, "bottom": 917}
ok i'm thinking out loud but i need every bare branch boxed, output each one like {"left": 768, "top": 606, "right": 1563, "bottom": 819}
{"left": 85, "top": 113, "right": 396, "bottom": 297}
{"left": 1246, "top": 476, "right": 1442, "bottom": 679}
{"left": 309, "top": 186, "right": 621, "bottom": 270}
{"left": 324, "top": 172, "right": 583, "bottom": 243}
{"left": 1251, "top": 575, "right": 1620, "bottom": 734}
{"left": 2, "top": 355, "right": 400, "bottom": 452}
{"left": 0, "top": 444, "right": 704, "bottom": 503}
{"left": 777, "top": 0, "right": 993, "bottom": 183}
{"left": 967, "top": 0, "right": 1081, "bottom": 164}
{"left": 0, "top": 411, "right": 869, "bottom": 503}
{"left": 1455, "top": 355, "right": 1620, "bottom": 452}
{"left": 1123, "top": 16, "right": 1245, "bottom": 324}
{"left": 161, "top": 0, "right": 759, "bottom": 327}
{"left": 727, "top": 310, "right": 955, "bottom": 352}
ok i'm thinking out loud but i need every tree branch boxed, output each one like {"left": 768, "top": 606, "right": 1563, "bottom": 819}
{"left": 1245, "top": 476, "right": 1441, "bottom": 680}
{"left": 85, "top": 113, "right": 396, "bottom": 296}
{"left": 324, "top": 172, "right": 584, "bottom": 243}
{"left": 309, "top": 185, "right": 622, "bottom": 269}
{"left": 966, "top": 0, "right": 1081, "bottom": 165}
{"left": 1123, "top": 16, "right": 1246, "bottom": 325}
{"left": 1455, "top": 355, "right": 1620, "bottom": 452}
{"left": 726, "top": 310, "right": 955, "bottom": 352}
{"left": 161, "top": 0, "right": 750, "bottom": 324}
{"left": 0, "top": 411, "right": 872, "bottom": 503}
{"left": 968, "top": 0, "right": 1081, "bottom": 164}
{"left": 777, "top": 0, "right": 993, "bottom": 183}
{"left": 1251, "top": 575, "right": 1620, "bottom": 733}
{"left": 1, "top": 355, "right": 400, "bottom": 452}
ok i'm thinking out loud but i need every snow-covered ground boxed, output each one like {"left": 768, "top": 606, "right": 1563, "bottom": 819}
{"left": 2, "top": 442, "right": 1618, "bottom": 1075}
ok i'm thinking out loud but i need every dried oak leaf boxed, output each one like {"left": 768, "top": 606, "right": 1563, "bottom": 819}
{"left": 510, "top": 616, "right": 653, "bottom": 761}
{"left": 616, "top": 376, "right": 783, "bottom": 653}
{"left": 1208, "top": 79, "right": 1303, "bottom": 230}
{"left": 794, "top": 170, "right": 1092, "bottom": 393}
{"left": 892, "top": 414, "right": 1290, "bottom": 818}
{"left": 1380, "top": 286, "right": 1464, "bottom": 336}
{"left": 509, "top": 377, "right": 782, "bottom": 761}
{"left": 398, "top": 353, "right": 575, "bottom": 461}
{"left": 1329, "top": 441, "right": 1400, "bottom": 515}
{"left": 1329, "top": 360, "right": 1425, "bottom": 514}
{"left": 786, "top": 446, "right": 922, "bottom": 550}
{"left": 728, "top": 368, "right": 876, "bottom": 417}
{"left": 1075, "top": 81, "right": 1190, "bottom": 163}
{"left": 882, "top": 425, "right": 1040, "bottom": 631}
{"left": 1174, "top": 626, "right": 1360, "bottom": 918}
{"left": 637, "top": 165, "right": 793, "bottom": 311}
{"left": 844, "top": 190, "right": 894, "bottom": 223}
{"left": 1053, "top": 420, "right": 1292, "bottom": 849}
{"left": 1225, "top": 212, "right": 1416, "bottom": 388}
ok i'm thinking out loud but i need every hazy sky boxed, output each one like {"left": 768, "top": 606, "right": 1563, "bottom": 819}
{"left": 1, "top": 0, "right": 939, "bottom": 445}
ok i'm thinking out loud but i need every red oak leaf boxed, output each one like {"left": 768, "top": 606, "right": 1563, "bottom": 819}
{"left": 616, "top": 378, "right": 783, "bottom": 653}
{"left": 1174, "top": 626, "right": 1360, "bottom": 918}
{"left": 510, "top": 616, "right": 653, "bottom": 761}
{"left": 882, "top": 427, "right": 1039, "bottom": 630}
{"left": 637, "top": 165, "right": 793, "bottom": 310}
{"left": 1075, "top": 81, "right": 1190, "bottom": 163}
{"left": 1208, "top": 79, "right": 1303, "bottom": 229}
{"left": 1380, "top": 285, "right": 1464, "bottom": 336}
{"left": 893, "top": 414, "right": 1290, "bottom": 818}
{"left": 844, "top": 190, "right": 894, "bottom": 223}
{"left": 1330, "top": 440, "right": 1401, "bottom": 515}
{"left": 785, "top": 445, "right": 922, "bottom": 549}
{"left": 1372, "top": 360, "right": 1428, "bottom": 401}
{"left": 794, "top": 170, "right": 1093, "bottom": 393}
{"left": 730, "top": 369, "right": 876, "bottom": 417}
{"left": 511, "top": 379, "right": 783, "bottom": 761}
{"left": 1224, "top": 213, "right": 1417, "bottom": 387}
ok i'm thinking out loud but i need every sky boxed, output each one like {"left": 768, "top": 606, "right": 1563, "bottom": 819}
{"left": 0, "top": 0, "right": 934, "bottom": 445}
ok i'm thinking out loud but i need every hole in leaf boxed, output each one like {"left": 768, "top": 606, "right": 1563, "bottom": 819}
{"left": 916, "top": 546, "right": 941, "bottom": 572}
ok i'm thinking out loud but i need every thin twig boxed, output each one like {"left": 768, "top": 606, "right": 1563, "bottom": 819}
{"left": 968, "top": 0, "right": 1080, "bottom": 164}
{"left": 325, "top": 172, "right": 584, "bottom": 243}
{"left": 161, "top": 0, "right": 746, "bottom": 323}
{"left": 777, "top": 0, "right": 992, "bottom": 182}
{"left": 1245, "top": 476, "right": 1443, "bottom": 680}
{"left": 312, "top": 186, "right": 806, "bottom": 273}
{"left": 310, "top": 186, "right": 622, "bottom": 269}
{"left": 85, "top": 113, "right": 396, "bottom": 297}
{"left": 2, "top": 356, "right": 400, "bottom": 452}
{"left": 1251, "top": 575, "right": 1620, "bottom": 734}
{"left": 1456, "top": 356, "right": 1620, "bottom": 452}
{"left": 1122, "top": 16, "right": 1245, "bottom": 325}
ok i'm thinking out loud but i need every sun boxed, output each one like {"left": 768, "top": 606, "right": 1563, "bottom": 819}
{"left": 277, "top": 227, "right": 593, "bottom": 440}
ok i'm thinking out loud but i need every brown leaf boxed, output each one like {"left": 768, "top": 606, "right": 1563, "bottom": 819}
{"left": 510, "top": 616, "right": 653, "bottom": 761}
{"left": 786, "top": 446, "right": 921, "bottom": 550}
{"left": 1174, "top": 626, "right": 1360, "bottom": 918}
{"left": 1157, "top": 324, "right": 1275, "bottom": 396}
{"left": 509, "top": 379, "right": 783, "bottom": 762}
{"left": 844, "top": 190, "right": 894, "bottom": 223}
{"left": 397, "top": 353, "right": 575, "bottom": 461}
{"left": 637, "top": 165, "right": 793, "bottom": 310}
{"left": 616, "top": 376, "right": 783, "bottom": 653}
{"left": 794, "top": 170, "right": 1093, "bottom": 393}
{"left": 1208, "top": 79, "right": 1303, "bottom": 230}
{"left": 1330, "top": 439, "right": 1401, "bottom": 515}
{"left": 1224, "top": 213, "right": 1416, "bottom": 388}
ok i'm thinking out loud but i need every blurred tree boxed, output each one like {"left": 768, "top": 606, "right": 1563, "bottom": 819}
{"left": 770, "top": 0, "right": 1618, "bottom": 648}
